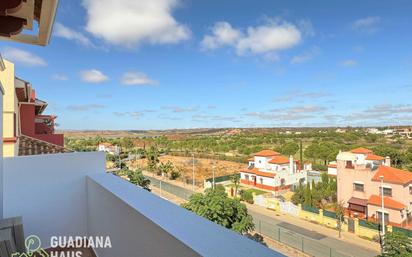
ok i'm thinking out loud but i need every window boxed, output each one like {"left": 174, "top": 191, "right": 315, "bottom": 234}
{"left": 353, "top": 183, "right": 364, "bottom": 192}
{"left": 380, "top": 187, "right": 392, "bottom": 197}
{"left": 346, "top": 161, "right": 354, "bottom": 169}
{"left": 245, "top": 175, "right": 249, "bottom": 181}
{"left": 260, "top": 178, "right": 263, "bottom": 184}
{"left": 376, "top": 211, "right": 389, "bottom": 225}
{"left": 409, "top": 186, "right": 412, "bottom": 195}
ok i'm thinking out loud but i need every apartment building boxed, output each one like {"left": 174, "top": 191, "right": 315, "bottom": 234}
{"left": 240, "top": 150, "right": 307, "bottom": 191}
{"left": 337, "top": 147, "right": 412, "bottom": 226}
{"left": 0, "top": 59, "right": 67, "bottom": 156}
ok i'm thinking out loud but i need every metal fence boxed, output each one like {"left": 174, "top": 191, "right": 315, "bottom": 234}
{"left": 393, "top": 226, "right": 412, "bottom": 238}
{"left": 205, "top": 173, "right": 239, "bottom": 184}
{"left": 148, "top": 176, "right": 194, "bottom": 200}
{"left": 302, "top": 204, "right": 320, "bottom": 214}
{"left": 254, "top": 219, "right": 350, "bottom": 257}
{"left": 148, "top": 175, "right": 352, "bottom": 257}
{"left": 323, "top": 210, "right": 338, "bottom": 219}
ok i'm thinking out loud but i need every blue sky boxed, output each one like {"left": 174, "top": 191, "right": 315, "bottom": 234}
{"left": 1, "top": 0, "right": 412, "bottom": 130}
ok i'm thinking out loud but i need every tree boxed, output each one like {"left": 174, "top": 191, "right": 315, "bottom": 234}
{"left": 378, "top": 231, "right": 412, "bottom": 257}
{"left": 169, "top": 166, "right": 182, "bottom": 180}
{"left": 279, "top": 141, "right": 300, "bottom": 156}
{"left": 334, "top": 201, "right": 345, "bottom": 238}
{"left": 291, "top": 182, "right": 304, "bottom": 205}
{"left": 304, "top": 184, "right": 312, "bottom": 206}
{"left": 181, "top": 185, "right": 254, "bottom": 234}
{"left": 230, "top": 174, "right": 240, "bottom": 197}
{"left": 146, "top": 146, "right": 160, "bottom": 173}
{"left": 127, "top": 169, "right": 151, "bottom": 191}
{"left": 158, "top": 160, "right": 174, "bottom": 176}
{"left": 121, "top": 137, "right": 134, "bottom": 151}
{"left": 239, "top": 189, "right": 254, "bottom": 204}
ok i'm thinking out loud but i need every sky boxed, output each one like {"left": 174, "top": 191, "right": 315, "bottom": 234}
{"left": 1, "top": 0, "right": 412, "bottom": 130}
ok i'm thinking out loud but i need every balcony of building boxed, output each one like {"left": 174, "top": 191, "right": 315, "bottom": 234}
{"left": 0, "top": 152, "right": 282, "bottom": 257}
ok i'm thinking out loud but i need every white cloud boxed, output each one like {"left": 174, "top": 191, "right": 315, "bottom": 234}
{"left": 121, "top": 71, "right": 158, "bottom": 86}
{"left": 80, "top": 69, "right": 109, "bottom": 83}
{"left": 351, "top": 16, "right": 381, "bottom": 34}
{"left": 340, "top": 59, "right": 358, "bottom": 67}
{"left": 2, "top": 47, "right": 47, "bottom": 67}
{"left": 52, "top": 74, "right": 69, "bottom": 81}
{"left": 201, "top": 18, "right": 305, "bottom": 56}
{"left": 54, "top": 23, "right": 94, "bottom": 47}
{"left": 201, "top": 22, "right": 241, "bottom": 50}
{"left": 67, "top": 104, "right": 105, "bottom": 111}
{"left": 162, "top": 106, "right": 198, "bottom": 113}
{"left": 82, "top": 0, "right": 191, "bottom": 48}
{"left": 290, "top": 46, "right": 320, "bottom": 64}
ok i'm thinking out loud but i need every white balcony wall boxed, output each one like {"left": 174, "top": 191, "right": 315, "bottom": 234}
{"left": 87, "top": 173, "right": 281, "bottom": 257}
{"left": 2, "top": 152, "right": 105, "bottom": 247}
{"left": 0, "top": 85, "right": 3, "bottom": 219}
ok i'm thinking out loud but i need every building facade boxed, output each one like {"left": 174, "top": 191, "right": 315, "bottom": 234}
{"left": 98, "top": 143, "right": 120, "bottom": 155}
{"left": 337, "top": 147, "right": 412, "bottom": 226}
{"left": 1, "top": 59, "right": 67, "bottom": 156}
{"left": 240, "top": 150, "right": 307, "bottom": 191}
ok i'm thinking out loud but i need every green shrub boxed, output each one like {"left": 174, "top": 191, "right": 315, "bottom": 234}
{"left": 240, "top": 190, "right": 254, "bottom": 204}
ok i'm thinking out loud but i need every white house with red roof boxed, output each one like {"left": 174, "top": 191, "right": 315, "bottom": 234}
{"left": 337, "top": 147, "right": 412, "bottom": 226}
{"left": 240, "top": 150, "right": 307, "bottom": 191}
{"left": 98, "top": 143, "right": 120, "bottom": 155}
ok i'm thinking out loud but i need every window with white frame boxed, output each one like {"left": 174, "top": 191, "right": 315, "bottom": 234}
{"left": 353, "top": 182, "right": 364, "bottom": 192}
{"left": 379, "top": 186, "right": 392, "bottom": 197}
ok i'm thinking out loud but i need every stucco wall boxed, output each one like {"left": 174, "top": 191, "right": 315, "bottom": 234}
{"left": 2, "top": 152, "right": 105, "bottom": 247}
{"left": 88, "top": 173, "right": 280, "bottom": 257}
{"left": 0, "top": 82, "right": 3, "bottom": 218}
{"left": 1, "top": 59, "right": 18, "bottom": 157}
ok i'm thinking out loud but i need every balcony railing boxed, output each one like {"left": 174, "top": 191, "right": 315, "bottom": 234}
{"left": 1, "top": 152, "right": 281, "bottom": 257}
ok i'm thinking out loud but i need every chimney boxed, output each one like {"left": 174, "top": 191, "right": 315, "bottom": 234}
{"left": 384, "top": 156, "right": 391, "bottom": 167}
{"left": 289, "top": 155, "right": 294, "bottom": 174}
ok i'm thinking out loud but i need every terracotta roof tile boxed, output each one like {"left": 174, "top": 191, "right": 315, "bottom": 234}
{"left": 372, "top": 165, "right": 412, "bottom": 185}
{"left": 368, "top": 195, "right": 406, "bottom": 210}
{"left": 254, "top": 149, "right": 280, "bottom": 157}
{"left": 351, "top": 147, "right": 373, "bottom": 154}
{"left": 366, "top": 154, "right": 385, "bottom": 161}
{"left": 268, "top": 155, "right": 290, "bottom": 164}
{"left": 241, "top": 168, "right": 276, "bottom": 178}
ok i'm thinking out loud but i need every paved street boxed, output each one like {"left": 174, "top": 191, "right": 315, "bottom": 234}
{"left": 145, "top": 174, "right": 380, "bottom": 257}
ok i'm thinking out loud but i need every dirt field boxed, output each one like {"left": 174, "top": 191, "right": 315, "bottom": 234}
{"left": 129, "top": 155, "right": 245, "bottom": 183}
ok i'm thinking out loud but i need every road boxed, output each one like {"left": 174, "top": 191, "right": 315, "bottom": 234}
{"left": 146, "top": 175, "right": 379, "bottom": 257}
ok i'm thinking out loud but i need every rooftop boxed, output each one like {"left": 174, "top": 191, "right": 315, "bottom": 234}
{"left": 254, "top": 150, "right": 280, "bottom": 157}
{"left": 268, "top": 155, "right": 290, "bottom": 165}
{"left": 371, "top": 165, "right": 412, "bottom": 185}
{"left": 368, "top": 195, "right": 406, "bottom": 210}
{"left": 350, "top": 147, "right": 373, "bottom": 154}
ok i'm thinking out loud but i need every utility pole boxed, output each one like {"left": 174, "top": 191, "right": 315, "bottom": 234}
{"left": 213, "top": 165, "right": 216, "bottom": 189}
{"left": 300, "top": 140, "right": 303, "bottom": 171}
{"left": 192, "top": 153, "right": 195, "bottom": 192}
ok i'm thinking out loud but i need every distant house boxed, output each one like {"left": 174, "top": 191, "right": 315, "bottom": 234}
{"left": 335, "top": 128, "right": 346, "bottom": 133}
{"left": 240, "top": 150, "right": 307, "bottom": 191}
{"left": 98, "top": 143, "right": 120, "bottom": 155}
{"left": 327, "top": 161, "right": 337, "bottom": 176}
{"left": 337, "top": 147, "right": 412, "bottom": 226}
